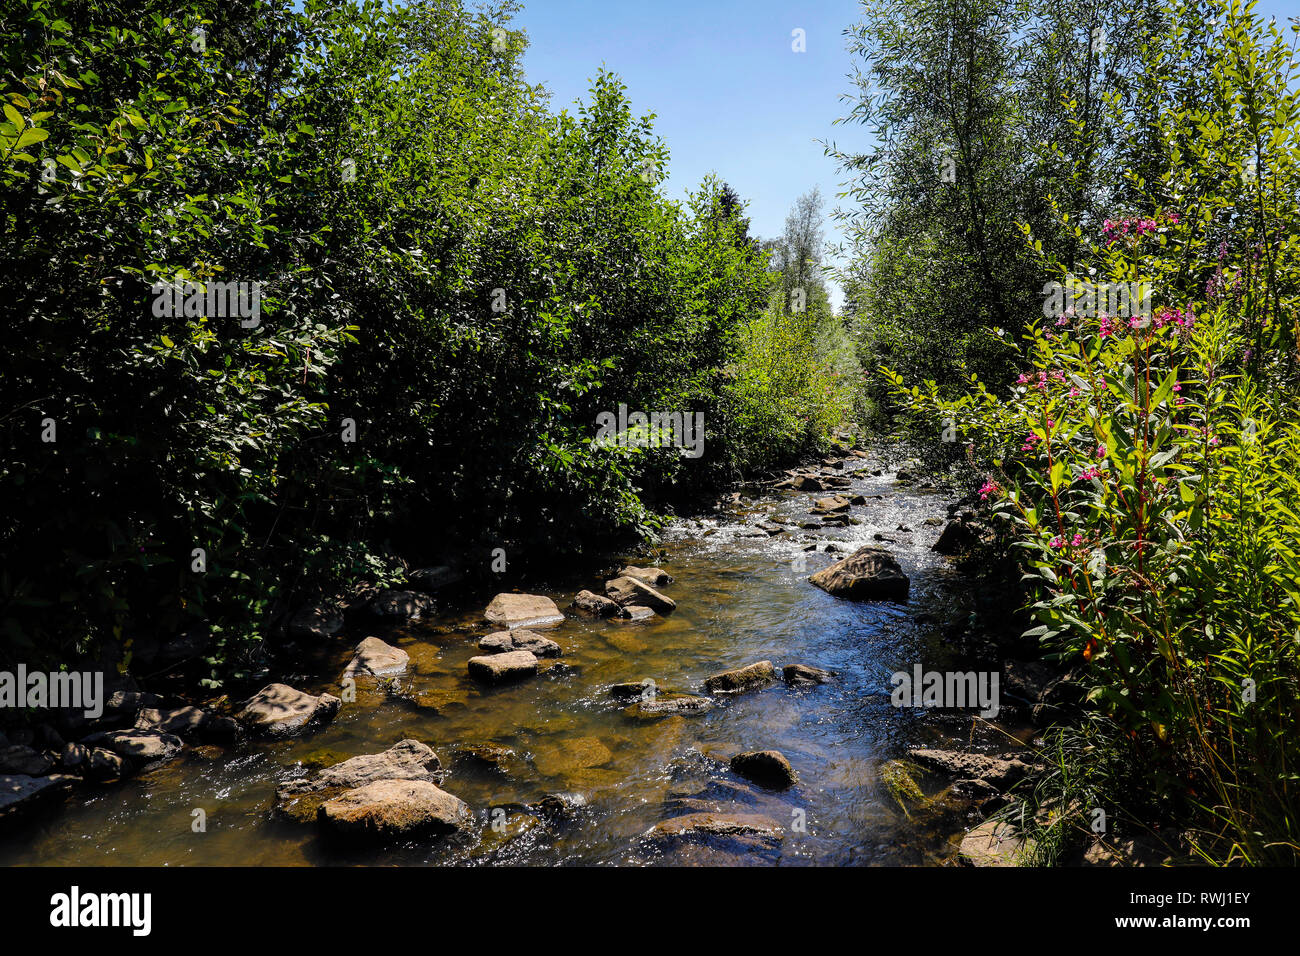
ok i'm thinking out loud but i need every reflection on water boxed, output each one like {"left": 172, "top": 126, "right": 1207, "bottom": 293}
{"left": 1, "top": 457, "right": 1016, "bottom": 866}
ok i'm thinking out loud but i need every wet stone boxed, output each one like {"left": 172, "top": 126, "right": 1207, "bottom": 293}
{"left": 703, "top": 660, "right": 777, "bottom": 694}
{"left": 468, "top": 649, "right": 538, "bottom": 684}
{"left": 478, "top": 629, "right": 562, "bottom": 658}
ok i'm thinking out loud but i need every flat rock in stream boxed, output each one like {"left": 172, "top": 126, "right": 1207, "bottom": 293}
{"left": 478, "top": 629, "right": 562, "bottom": 658}
{"left": 614, "top": 604, "right": 656, "bottom": 623}
{"left": 343, "top": 636, "right": 410, "bottom": 678}
{"left": 467, "top": 649, "right": 538, "bottom": 684}
{"left": 645, "top": 812, "right": 784, "bottom": 845}
{"left": 318, "top": 779, "right": 471, "bottom": 841}
{"left": 808, "top": 546, "right": 910, "bottom": 603}
{"left": 238, "top": 684, "right": 341, "bottom": 737}
{"left": 703, "top": 660, "right": 777, "bottom": 694}
{"left": 484, "top": 593, "right": 564, "bottom": 629}
{"left": 605, "top": 576, "right": 676, "bottom": 614}
{"left": 624, "top": 693, "right": 714, "bottom": 719}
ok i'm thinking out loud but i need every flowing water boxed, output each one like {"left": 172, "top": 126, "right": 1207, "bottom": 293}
{"left": 0, "top": 454, "right": 1025, "bottom": 866}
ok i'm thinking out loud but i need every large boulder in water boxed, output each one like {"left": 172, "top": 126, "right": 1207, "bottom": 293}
{"left": 277, "top": 739, "right": 443, "bottom": 822}
{"left": 484, "top": 593, "right": 564, "bottom": 629}
{"left": 811, "top": 495, "right": 851, "bottom": 514}
{"left": 237, "top": 684, "right": 341, "bottom": 737}
{"left": 318, "top": 779, "right": 471, "bottom": 841}
{"left": 783, "top": 664, "right": 834, "bottom": 686}
{"left": 808, "top": 546, "right": 910, "bottom": 603}
{"left": 133, "top": 705, "right": 236, "bottom": 744}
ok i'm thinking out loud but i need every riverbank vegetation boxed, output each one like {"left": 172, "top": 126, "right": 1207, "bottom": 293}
{"left": 848, "top": 0, "right": 1300, "bottom": 863}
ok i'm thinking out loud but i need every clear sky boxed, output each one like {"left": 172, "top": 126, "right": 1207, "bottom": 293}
{"left": 517, "top": 0, "right": 1300, "bottom": 312}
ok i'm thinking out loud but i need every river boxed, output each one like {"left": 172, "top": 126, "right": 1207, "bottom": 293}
{"left": 0, "top": 450, "right": 1025, "bottom": 866}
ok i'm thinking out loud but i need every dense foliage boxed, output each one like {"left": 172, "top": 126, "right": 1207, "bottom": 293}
{"left": 883, "top": 0, "right": 1300, "bottom": 863}
{"left": 830, "top": 0, "right": 1164, "bottom": 412}
{"left": 0, "top": 0, "right": 854, "bottom": 685}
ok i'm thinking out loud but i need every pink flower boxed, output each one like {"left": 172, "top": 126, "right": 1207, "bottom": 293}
{"left": 1095, "top": 444, "right": 1106, "bottom": 459}
{"left": 979, "top": 479, "right": 1000, "bottom": 501}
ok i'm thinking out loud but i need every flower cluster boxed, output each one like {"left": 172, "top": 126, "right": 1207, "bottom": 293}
{"left": 1152, "top": 305, "right": 1195, "bottom": 330}
{"left": 1016, "top": 369, "right": 1066, "bottom": 390}
{"left": 1102, "top": 211, "right": 1180, "bottom": 246}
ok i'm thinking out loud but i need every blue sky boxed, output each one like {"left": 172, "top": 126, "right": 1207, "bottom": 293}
{"left": 517, "top": 0, "right": 1300, "bottom": 311}
{"left": 518, "top": 0, "right": 865, "bottom": 308}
